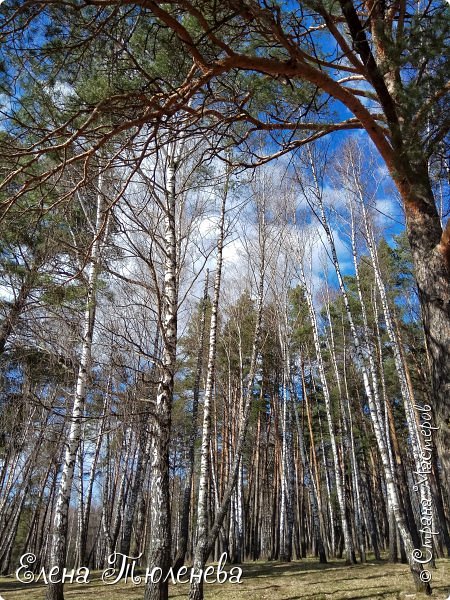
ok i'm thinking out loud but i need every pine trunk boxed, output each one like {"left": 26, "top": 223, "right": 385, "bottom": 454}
{"left": 393, "top": 162, "right": 450, "bottom": 503}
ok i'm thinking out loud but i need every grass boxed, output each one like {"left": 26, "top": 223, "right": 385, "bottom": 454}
{"left": 0, "top": 557, "right": 449, "bottom": 600}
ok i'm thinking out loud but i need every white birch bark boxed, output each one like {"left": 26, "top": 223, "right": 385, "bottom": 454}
{"left": 279, "top": 359, "right": 288, "bottom": 559}
{"left": 46, "top": 175, "right": 107, "bottom": 600}
{"left": 190, "top": 190, "right": 266, "bottom": 600}
{"left": 304, "top": 149, "right": 431, "bottom": 592}
{"left": 144, "top": 150, "right": 178, "bottom": 600}
{"left": 173, "top": 272, "right": 209, "bottom": 571}
{"left": 341, "top": 324, "right": 366, "bottom": 562}
{"left": 189, "top": 172, "right": 228, "bottom": 600}
{"left": 360, "top": 199, "right": 428, "bottom": 495}
{"left": 317, "top": 407, "right": 336, "bottom": 556}
{"left": 77, "top": 386, "right": 109, "bottom": 568}
{"left": 298, "top": 260, "right": 355, "bottom": 563}
{"left": 278, "top": 333, "right": 294, "bottom": 561}
{"left": 323, "top": 295, "right": 364, "bottom": 560}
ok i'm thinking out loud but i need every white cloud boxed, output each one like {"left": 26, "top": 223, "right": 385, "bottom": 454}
{"left": 43, "top": 81, "right": 76, "bottom": 108}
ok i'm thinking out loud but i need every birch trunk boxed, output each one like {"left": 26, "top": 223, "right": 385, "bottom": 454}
{"left": 349, "top": 167, "right": 430, "bottom": 510}
{"left": 110, "top": 429, "right": 133, "bottom": 551}
{"left": 144, "top": 153, "right": 178, "bottom": 600}
{"left": 318, "top": 410, "right": 336, "bottom": 556}
{"left": 306, "top": 154, "right": 432, "bottom": 593}
{"left": 279, "top": 340, "right": 294, "bottom": 562}
{"left": 77, "top": 387, "right": 110, "bottom": 568}
{"left": 189, "top": 177, "right": 227, "bottom": 600}
{"left": 298, "top": 262, "right": 355, "bottom": 564}
{"left": 279, "top": 345, "right": 289, "bottom": 561}
{"left": 189, "top": 194, "right": 266, "bottom": 600}
{"left": 173, "top": 273, "right": 209, "bottom": 572}
{"left": 46, "top": 177, "right": 106, "bottom": 600}
{"left": 324, "top": 293, "right": 364, "bottom": 562}
{"left": 120, "top": 430, "right": 149, "bottom": 556}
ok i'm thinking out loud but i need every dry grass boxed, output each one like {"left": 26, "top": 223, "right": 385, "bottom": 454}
{"left": 0, "top": 558, "right": 449, "bottom": 600}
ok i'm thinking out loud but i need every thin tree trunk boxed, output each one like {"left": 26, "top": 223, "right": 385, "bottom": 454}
{"left": 189, "top": 192, "right": 266, "bottom": 600}
{"left": 78, "top": 387, "right": 110, "bottom": 568}
{"left": 172, "top": 272, "right": 209, "bottom": 572}
{"left": 144, "top": 152, "right": 178, "bottom": 600}
{"left": 46, "top": 176, "right": 106, "bottom": 600}
{"left": 189, "top": 174, "right": 228, "bottom": 600}
{"left": 299, "top": 261, "right": 355, "bottom": 564}
{"left": 305, "top": 153, "right": 431, "bottom": 593}
{"left": 292, "top": 360, "right": 327, "bottom": 563}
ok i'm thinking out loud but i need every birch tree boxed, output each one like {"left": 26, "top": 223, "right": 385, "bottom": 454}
{"left": 190, "top": 170, "right": 228, "bottom": 600}
{"left": 298, "top": 147, "right": 432, "bottom": 593}
{"left": 143, "top": 146, "right": 179, "bottom": 600}
{"left": 46, "top": 173, "right": 109, "bottom": 600}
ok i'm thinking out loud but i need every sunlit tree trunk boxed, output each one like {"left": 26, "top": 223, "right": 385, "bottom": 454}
{"left": 299, "top": 261, "right": 355, "bottom": 564}
{"left": 46, "top": 176, "right": 106, "bottom": 600}
{"left": 307, "top": 153, "right": 431, "bottom": 593}
{"left": 144, "top": 152, "right": 178, "bottom": 600}
{"left": 173, "top": 272, "right": 209, "bottom": 572}
{"left": 391, "top": 162, "right": 450, "bottom": 504}
{"left": 189, "top": 174, "right": 227, "bottom": 600}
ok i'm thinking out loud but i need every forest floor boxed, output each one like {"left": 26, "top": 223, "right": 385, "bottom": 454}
{"left": 0, "top": 557, "right": 449, "bottom": 600}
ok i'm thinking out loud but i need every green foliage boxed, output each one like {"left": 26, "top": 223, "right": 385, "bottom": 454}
{"left": 219, "top": 289, "right": 257, "bottom": 377}
{"left": 288, "top": 285, "right": 313, "bottom": 351}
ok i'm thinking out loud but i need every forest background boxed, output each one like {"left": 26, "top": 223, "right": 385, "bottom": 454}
{"left": 0, "top": 1, "right": 449, "bottom": 600}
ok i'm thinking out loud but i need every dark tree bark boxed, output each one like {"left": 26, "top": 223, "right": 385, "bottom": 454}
{"left": 393, "top": 163, "right": 450, "bottom": 501}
